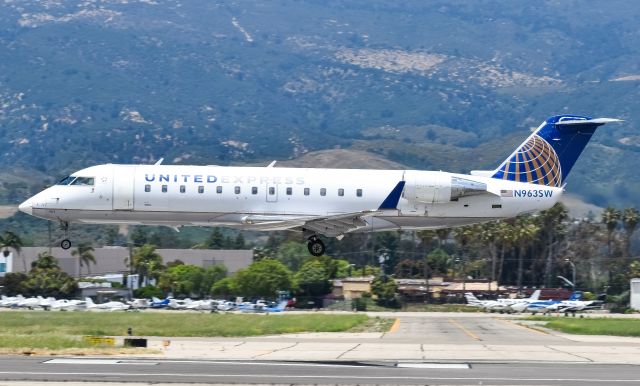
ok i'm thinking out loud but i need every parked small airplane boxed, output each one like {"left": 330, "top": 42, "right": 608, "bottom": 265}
{"left": 85, "top": 297, "right": 130, "bottom": 311}
{"left": 18, "top": 115, "right": 621, "bottom": 256}
{"left": 526, "top": 292, "right": 603, "bottom": 314}
{"left": 150, "top": 297, "right": 171, "bottom": 308}
{"left": 127, "top": 298, "right": 150, "bottom": 309}
{"left": 51, "top": 298, "right": 87, "bottom": 311}
{"left": 465, "top": 290, "right": 541, "bottom": 313}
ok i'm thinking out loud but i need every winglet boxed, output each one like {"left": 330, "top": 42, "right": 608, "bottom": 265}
{"left": 378, "top": 181, "right": 406, "bottom": 210}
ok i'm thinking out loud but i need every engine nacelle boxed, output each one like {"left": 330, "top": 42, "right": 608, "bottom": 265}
{"left": 404, "top": 171, "right": 488, "bottom": 204}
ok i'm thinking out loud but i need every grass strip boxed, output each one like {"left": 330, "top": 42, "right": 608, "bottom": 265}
{"left": 525, "top": 316, "right": 640, "bottom": 337}
{"left": 0, "top": 311, "right": 371, "bottom": 350}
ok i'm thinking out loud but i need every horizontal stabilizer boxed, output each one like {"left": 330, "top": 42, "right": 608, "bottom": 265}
{"left": 470, "top": 170, "right": 494, "bottom": 177}
{"left": 555, "top": 118, "right": 623, "bottom": 126}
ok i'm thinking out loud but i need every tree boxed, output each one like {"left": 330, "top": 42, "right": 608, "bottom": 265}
{"left": 334, "top": 259, "right": 353, "bottom": 279}
{"left": 538, "top": 203, "right": 568, "bottom": 287}
{"left": 274, "top": 241, "right": 308, "bottom": 271}
{"left": 0, "top": 231, "right": 24, "bottom": 271}
{"left": 132, "top": 244, "right": 164, "bottom": 287}
{"left": 371, "top": 275, "right": 399, "bottom": 308}
{"left": 233, "top": 233, "right": 246, "bottom": 249}
{"left": 295, "top": 260, "right": 330, "bottom": 296}
{"left": 201, "top": 265, "right": 227, "bottom": 295}
{"left": 513, "top": 216, "right": 540, "bottom": 294}
{"left": 71, "top": 242, "right": 96, "bottom": 277}
{"left": 134, "top": 284, "right": 163, "bottom": 299}
{"left": 602, "top": 207, "right": 621, "bottom": 260}
{"left": 130, "top": 226, "right": 148, "bottom": 246}
{"left": 206, "top": 228, "right": 226, "bottom": 249}
{"left": 0, "top": 272, "right": 27, "bottom": 295}
{"left": 622, "top": 207, "right": 639, "bottom": 259}
{"left": 233, "top": 259, "right": 293, "bottom": 299}
{"left": 427, "top": 248, "right": 452, "bottom": 275}
{"left": 494, "top": 220, "right": 515, "bottom": 284}
{"left": 23, "top": 252, "right": 77, "bottom": 297}
{"left": 211, "top": 277, "right": 237, "bottom": 297}
{"left": 159, "top": 264, "right": 205, "bottom": 297}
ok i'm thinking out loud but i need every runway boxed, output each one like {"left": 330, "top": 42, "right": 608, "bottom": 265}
{"left": 1, "top": 312, "right": 640, "bottom": 385}
{"left": 0, "top": 357, "right": 638, "bottom": 385}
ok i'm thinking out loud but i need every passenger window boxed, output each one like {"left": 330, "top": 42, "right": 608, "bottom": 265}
{"left": 57, "top": 176, "right": 76, "bottom": 185}
{"left": 144, "top": 185, "right": 151, "bottom": 193}
{"left": 198, "top": 186, "right": 204, "bottom": 194}
{"left": 162, "top": 185, "right": 168, "bottom": 193}
{"left": 269, "top": 187, "right": 275, "bottom": 195}
{"left": 357, "top": 189, "right": 363, "bottom": 197}
{"left": 234, "top": 186, "right": 241, "bottom": 194}
{"left": 252, "top": 187, "right": 258, "bottom": 195}
{"left": 216, "top": 186, "right": 222, "bottom": 194}
{"left": 304, "top": 188, "right": 310, "bottom": 196}
{"left": 286, "top": 187, "right": 292, "bottom": 195}
{"left": 71, "top": 177, "right": 94, "bottom": 186}
{"left": 338, "top": 188, "right": 344, "bottom": 197}
{"left": 180, "top": 185, "right": 186, "bottom": 193}
{"left": 320, "top": 188, "right": 326, "bottom": 196}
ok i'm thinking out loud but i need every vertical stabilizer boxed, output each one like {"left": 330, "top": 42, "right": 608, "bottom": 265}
{"left": 491, "top": 116, "right": 621, "bottom": 186}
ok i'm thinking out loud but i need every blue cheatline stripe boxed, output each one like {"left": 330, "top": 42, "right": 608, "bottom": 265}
{"left": 378, "top": 181, "right": 406, "bottom": 210}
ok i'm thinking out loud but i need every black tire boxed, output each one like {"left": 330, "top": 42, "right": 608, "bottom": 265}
{"left": 60, "top": 239, "right": 72, "bottom": 250}
{"left": 307, "top": 238, "right": 325, "bottom": 257}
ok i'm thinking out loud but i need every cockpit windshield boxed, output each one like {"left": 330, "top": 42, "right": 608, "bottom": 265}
{"left": 71, "top": 177, "right": 95, "bottom": 186}
{"left": 57, "top": 176, "right": 76, "bottom": 185}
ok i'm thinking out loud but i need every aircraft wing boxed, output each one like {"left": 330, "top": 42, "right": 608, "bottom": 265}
{"left": 241, "top": 210, "right": 380, "bottom": 237}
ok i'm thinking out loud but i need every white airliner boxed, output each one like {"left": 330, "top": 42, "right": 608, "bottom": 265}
{"left": 19, "top": 115, "right": 620, "bottom": 256}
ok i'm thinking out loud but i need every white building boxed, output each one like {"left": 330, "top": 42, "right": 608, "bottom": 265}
{"left": 631, "top": 278, "right": 640, "bottom": 311}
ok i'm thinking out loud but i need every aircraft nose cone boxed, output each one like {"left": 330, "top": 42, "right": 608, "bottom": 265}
{"left": 18, "top": 199, "right": 32, "bottom": 215}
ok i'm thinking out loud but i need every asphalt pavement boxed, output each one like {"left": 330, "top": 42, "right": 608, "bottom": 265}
{"left": 0, "top": 357, "right": 638, "bottom": 385}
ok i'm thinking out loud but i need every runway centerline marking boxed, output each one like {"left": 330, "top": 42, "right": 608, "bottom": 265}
{"left": 44, "top": 359, "right": 158, "bottom": 365}
{"left": 448, "top": 319, "right": 481, "bottom": 341}
{"left": 397, "top": 363, "right": 470, "bottom": 369}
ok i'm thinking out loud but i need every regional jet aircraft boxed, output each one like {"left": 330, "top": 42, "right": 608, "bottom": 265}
{"left": 19, "top": 115, "right": 620, "bottom": 256}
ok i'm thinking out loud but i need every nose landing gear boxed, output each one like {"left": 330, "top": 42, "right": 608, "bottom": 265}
{"left": 307, "top": 236, "right": 325, "bottom": 257}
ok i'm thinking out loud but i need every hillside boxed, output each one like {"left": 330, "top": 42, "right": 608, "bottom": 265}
{"left": 0, "top": 0, "right": 638, "bottom": 208}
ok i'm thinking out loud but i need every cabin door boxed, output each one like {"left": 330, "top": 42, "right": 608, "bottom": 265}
{"left": 113, "top": 166, "right": 136, "bottom": 210}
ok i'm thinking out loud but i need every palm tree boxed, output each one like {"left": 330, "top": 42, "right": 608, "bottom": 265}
{"left": 622, "top": 207, "right": 640, "bottom": 259}
{"left": 601, "top": 207, "right": 621, "bottom": 259}
{"left": 132, "top": 244, "right": 164, "bottom": 287}
{"left": 601, "top": 207, "right": 621, "bottom": 281}
{"left": 71, "top": 242, "right": 96, "bottom": 277}
{"left": 479, "top": 222, "right": 499, "bottom": 284}
{"left": 539, "top": 203, "right": 568, "bottom": 287}
{"left": 513, "top": 216, "right": 540, "bottom": 294}
{"left": 0, "top": 231, "right": 25, "bottom": 271}
{"left": 494, "top": 220, "right": 514, "bottom": 285}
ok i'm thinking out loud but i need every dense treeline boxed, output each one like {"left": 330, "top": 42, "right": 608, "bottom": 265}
{"left": 1, "top": 203, "right": 638, "bottom": 303}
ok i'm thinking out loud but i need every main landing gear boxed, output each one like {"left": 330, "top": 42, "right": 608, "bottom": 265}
{"left": 59, "top": 220, "right": 72, "bottom": 250}
{"left": 307, "top": 235, "right": 325, "bottom": 257}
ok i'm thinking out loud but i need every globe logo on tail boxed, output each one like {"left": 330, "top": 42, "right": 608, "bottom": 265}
{"left": 498, "top": 134, "right": 562, "bottom": 187}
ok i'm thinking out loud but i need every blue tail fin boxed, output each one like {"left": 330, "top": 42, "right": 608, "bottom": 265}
{"left": 491, "top": 115, "right": 621, "bottom": 187}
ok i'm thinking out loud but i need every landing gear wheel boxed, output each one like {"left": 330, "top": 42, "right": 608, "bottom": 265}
{"left": 60, "top": 239, "right": 71, "bottom": 250}
{"left": 307, "top": 237, "right": 325, "bottom": 257}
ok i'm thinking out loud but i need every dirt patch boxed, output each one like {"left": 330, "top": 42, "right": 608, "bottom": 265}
{"left": 0, "top": 205, "right": 17, "bottom": 219}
